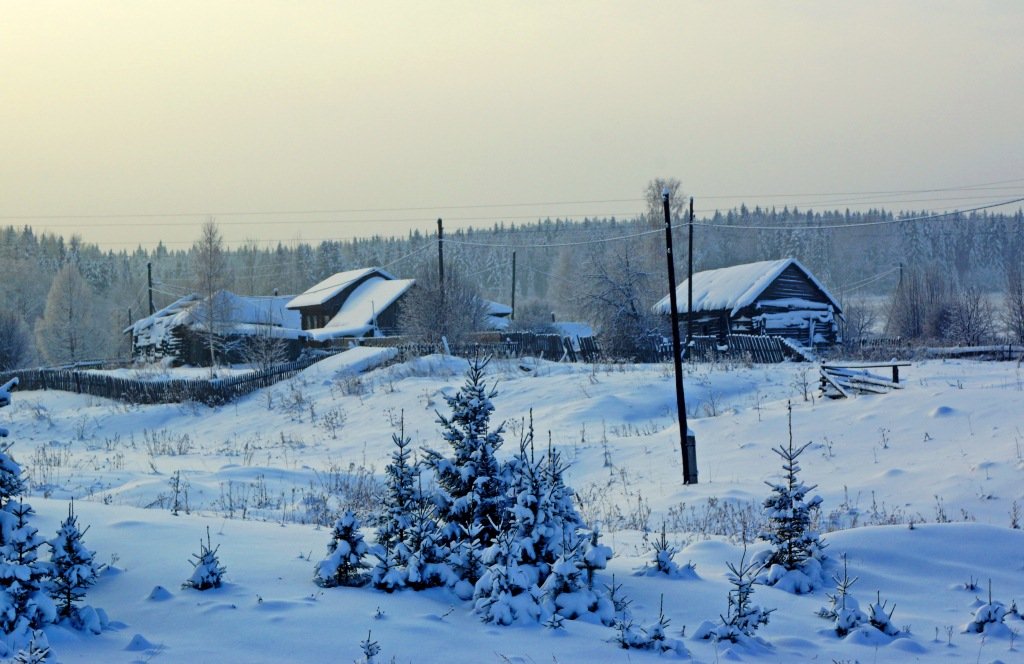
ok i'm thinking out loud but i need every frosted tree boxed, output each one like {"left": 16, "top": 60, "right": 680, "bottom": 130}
{"left": 33, "top": 262, "right": 109, "bottom": 365}
{"left": 638, "top": 522, "right": 696, "bottom": 579}
{"left": 0, "top": 499, "right": 57, "bottom": 646}
{"left": 0, "top": 380, "right": 24, "bottom": 508}
{"left": 183, "top": 527, "right": 226, "bottom": 591}
{"left": 757, "top": 403, "right": 827, "bottom": 593}
{"left": 48, "top": 502, "right": 100, "bottom": 627}
{"left": 423, "top": 355, "right": 507, "bottom": 547}
{"left": 191, "top": 218, "right": 231, "bottom": 371}
{"left": 315, "top": 511, "right": 369, "bottom": 588}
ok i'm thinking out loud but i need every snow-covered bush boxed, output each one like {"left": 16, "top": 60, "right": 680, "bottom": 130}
{"left": 183, "top": 527, "right": 226, "bottom": 591}
{"left": 314, "top": 511, "right": 369, "bottom": 588}
{"left": 48, "top": 502, "right": 102, "bottom": 629}
{"left": 964, "top": 580, "right": 1011, "bottom": 635}
{"left": 756, "top": 403, "right": 827, "bottom": 593}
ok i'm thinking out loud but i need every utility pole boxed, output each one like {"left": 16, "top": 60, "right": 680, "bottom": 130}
{"left": 687, "top": 197, "right": 694, "bottom": 355}
{"left": 510, "top": 250, "right": 517, "bottom": 321}
{"left": 147, "top": 262, "right": 155, "bottom": 315}
{"left": 663, "top": 190, "right": 698, "bottom": 484}
{"left": 437, "top": 218, "right": 446, "bottom": 342}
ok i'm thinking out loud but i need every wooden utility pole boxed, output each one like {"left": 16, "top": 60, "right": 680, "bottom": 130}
{"left": 687, "top": 197, "right": 694, "bottom": 354}
{"left": 663, "top": 190, "right": 698, "bottom": 484}
{"left": 437, "top": 218, "right": 446, "bottom": 341}
{"left": 147, "top": 262, "right": 155, "bottom": 315}
{"left": 437, "top": 218, "right": 445, "bottom": 289}
{"left": 511, "top": 250, "right": 517, "bottom": 321}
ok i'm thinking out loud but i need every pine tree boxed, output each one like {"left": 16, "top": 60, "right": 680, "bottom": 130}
{"left": 48, "top": 502, "right": 99, "bottom": 625}
{"left": 314, "top": 511, "right": 369, "bottom": 588}
{"left": 183, "top": 527, "right": 226, "bottom": 591}
{"left": 757, "top": 402, "right": 826, "bottom": 592}
{"left": 424, "top": 355, "right": 507, "bottom": 547}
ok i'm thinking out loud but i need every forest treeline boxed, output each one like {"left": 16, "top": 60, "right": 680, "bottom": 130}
{"left": 1, "top": 202, "right": 1023, "bottom": 368}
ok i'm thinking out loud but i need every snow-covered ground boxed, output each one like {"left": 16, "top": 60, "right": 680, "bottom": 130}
{"left": 3, "top": 355, "right": 1024, "bottom": 662}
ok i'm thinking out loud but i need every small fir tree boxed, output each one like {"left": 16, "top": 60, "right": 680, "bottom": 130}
{"left": 757, "top": 402, "right": 827, "bottom": 592}
{"left": 315, "top": 511, "right": 369, "bottom": 588}
{"left": 0, "top": 498, "right": 57, "bottom": 642}
{"left": 375, "top": 414, "right": 418, "bottom": 554}
{"left": 424, "top": 355, "right": 507, "bottom": 547}
{"left": 48, "top": 502, "right": 100, "bottom": 626}
{"left": 698, "top": 546, "right": 773, "bottom": 643}
{"left": 183, "top": 527, "right": 226, "bottom": 591}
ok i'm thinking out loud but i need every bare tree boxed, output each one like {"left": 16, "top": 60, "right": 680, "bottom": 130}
{"left": 34, "top": 263, "right": 108, "bottom": 365}
{"left": 399, "top": 265, "right": 488, "bottom": 348}
{"left": 191, "top": 219, "right": 231, "bottom": 371}
{"left": 584, "top": 250, "right": 665, "bottom": 361}
{"left": 885, "top": 265, "right": 953, "bottom": 342}
{"left": 837, "top": 298, "right": 878, "bottom": 347}
{"left": 240, "top": 314, "right": 291, "bottom": 372}
{"left": 1003, "top": 258, "right": 1024, "bottom": 342}
{"left": 945, "top": 286, "right": 995, "bottom": 346}
{"left": 0, "top": 312, "right": 33, "bottom": 371}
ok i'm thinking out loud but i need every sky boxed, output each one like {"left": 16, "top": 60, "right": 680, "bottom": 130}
{"left": 2, "top": 1, "right": 1023, "bottom": 251}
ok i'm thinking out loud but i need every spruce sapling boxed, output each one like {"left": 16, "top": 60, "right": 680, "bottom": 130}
{"left": 184, "top": 526, "right": 226, "bottom": 590}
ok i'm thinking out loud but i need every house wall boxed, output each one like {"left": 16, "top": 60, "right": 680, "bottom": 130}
{"left": 676, "top": 264, "right": 840, "bottom": 346}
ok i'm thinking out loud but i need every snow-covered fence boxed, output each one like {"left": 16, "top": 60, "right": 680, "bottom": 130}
{"left": 0, "top": 354, "right": 330, "bottom": 406}
{"left": 687, "top": 335, "right": 795, "bottom": 364}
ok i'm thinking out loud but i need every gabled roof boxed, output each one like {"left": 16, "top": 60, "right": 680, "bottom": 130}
{"left": 652, "top": 258, "right": 841, "bottom": 316}
{"left": 306, "top": 276, "right": 415, "bottom": 341}
{"left": 286, "top": 267, "right": 396, "bottom": 310}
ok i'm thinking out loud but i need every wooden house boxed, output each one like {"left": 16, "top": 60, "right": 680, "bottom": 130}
{"left": 126, "top": 291, "right": 305, "bottom": 365}
{"left": 286, "top": 267, "right": 415, "bottom": 341}
{"left": 653, "top": 258, "right": 843, "bottom": 346}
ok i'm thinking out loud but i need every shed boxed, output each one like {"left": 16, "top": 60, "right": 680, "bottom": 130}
{"left": 126, "top": 291, "right": 305, "bottom": 364}
{"left": 652, "top": 258, "right": 844, "bottom": 346}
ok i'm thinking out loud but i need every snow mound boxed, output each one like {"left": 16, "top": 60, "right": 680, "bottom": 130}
{"left": 125, "top": 634, "right": 159, "bottom": 651}
{"left": 146, "top": 585, "right": 173, "bottom": 601}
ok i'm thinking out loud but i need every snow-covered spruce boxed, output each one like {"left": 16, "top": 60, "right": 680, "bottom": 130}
{"left": 48, "top": 502, "right": 103, "bottom": 631}
{"left": 315, "top": 511, "right": 369, "bottom": 588}
{"left": 0, "top": 498, "right": 57, "bottom": 654}
{"left": 613, "top": 595, "right": 687, "bottom": 655}
{"left": 473, "top": 530, "right": 543, "bottom": 625}
{"left": 423, "top": 354, "right": 507, "bottom": 549}
{"left": 637, "top": 523, "right": 698, "bottom": 579}
{"left": 695, "top": 547, "right": 773, "bottom": 644}
{"left": 756, "top": 402, "right": 827, "bottom": 594}
{"left": 183, "top": 527, "right": 226, "bottom": 591}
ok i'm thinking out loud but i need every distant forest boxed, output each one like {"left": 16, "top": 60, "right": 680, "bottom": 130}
{"left": 1, "top": 203, "right": 1023, "bottom": 365}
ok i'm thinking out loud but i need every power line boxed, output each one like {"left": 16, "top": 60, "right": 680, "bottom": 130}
{"left": 3, "top": 175, "right": 1022, "bottom": 222}
{"left": 694, "top": 197, "right": 1024, "bottom": 231}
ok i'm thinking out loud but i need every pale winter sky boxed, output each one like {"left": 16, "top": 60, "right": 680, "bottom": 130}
{"left": 2, "top": 1, "right": 1022, "bottom": 251}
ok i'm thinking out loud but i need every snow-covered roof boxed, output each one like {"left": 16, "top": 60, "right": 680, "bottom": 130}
{"left": 305, "top": 276, "right": 415, "bottom": 341}
{"left": 127, "top": 292, "right": 303, "bottom": 347}
{"left": 286, "top": 267, "right": 397, "bottom": 310}
{"left": 485, "top": 300, "right": 512, "bottom": 317}
{"left": 652, "top": 258, "right": 841, "bottom": 317}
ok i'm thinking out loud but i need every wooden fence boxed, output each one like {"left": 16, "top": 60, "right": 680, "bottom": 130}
{"left": 688, "top": 335, "right": 792, "bottom": 363}
{"left": 0, "top": 354, "right": 330, "bottom": 406}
